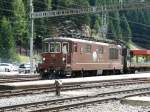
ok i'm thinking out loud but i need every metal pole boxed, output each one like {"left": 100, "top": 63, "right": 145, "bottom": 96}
{"left": 30, "top": 0, "right": 34, "bottom": 73}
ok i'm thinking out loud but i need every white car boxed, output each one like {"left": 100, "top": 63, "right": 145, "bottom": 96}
{"left": 12, "top": 64, "right": 19, "bottom": 71}
{"left": 18, "top": 64, "right": 31, "bottom": 73}
{"left": 18, "top": 63, "right": 37, "bottom": 74}
{"left": 0, "top": 63, "right": 14, "bottom": 72}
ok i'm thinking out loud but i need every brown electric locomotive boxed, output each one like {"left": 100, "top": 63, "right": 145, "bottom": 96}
{"left": 38, "top": 37, "right": 125, "bottom": 79}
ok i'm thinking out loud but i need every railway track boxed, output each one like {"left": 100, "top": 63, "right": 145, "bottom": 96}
{"left": 0, "top": 74, "right": 41, "bottom": 83}
{"left": 1, "top": 87, "right": 150, "bottom": 112}
{"left": 0, "top": 78, "right": 150, "bottom": 98}
{"left": 0, "top": 72, "right": 149, "bottom": 83}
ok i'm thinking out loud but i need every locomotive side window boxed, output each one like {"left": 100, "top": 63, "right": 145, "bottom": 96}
{"left": 43, "top": 42, "right": 49, "bottom": 52}
{"left": 50, "top": 42, "right": 61, "bottom": 53}
{"left": 109, "top": 48, "right": 119, "bottom": 59}
{"left": 85, "top": 44, "right": 91, "bottom": 53}
{"left": 74, "top": 43, "right": 77, "bottom": 52}
{"left": 98, "top": 46, "right": 104, "bottom": 61}
{"left": 62, "top": 43, "right": 69, "bottom": 54}
{"left": 98, "top": 46, "right": 104, "bottom": 54}
{"left": 120, "top": 49, "right": 122, "bottom": 55}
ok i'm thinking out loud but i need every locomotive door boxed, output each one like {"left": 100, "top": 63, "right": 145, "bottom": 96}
{"left": 62, "top": 42, "right": 70, "bottom": 64}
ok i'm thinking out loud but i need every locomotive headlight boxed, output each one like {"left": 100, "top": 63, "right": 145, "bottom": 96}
{"left": 43, "top": 57, "right": 45, "bottom": 61}
{"left": 62, "top": 57, "right": 66, "bottom": 61}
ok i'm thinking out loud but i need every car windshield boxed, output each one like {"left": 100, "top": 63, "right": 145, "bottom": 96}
{"left": 25, "top": 64, "right": 30, "bottom": 68}
{"left": 19, "top": 64, "right": 30, "bottom": 68}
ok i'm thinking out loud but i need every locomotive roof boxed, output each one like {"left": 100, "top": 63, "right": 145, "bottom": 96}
{"left": 43, "top": 37, "right": 114, "bottom": 46}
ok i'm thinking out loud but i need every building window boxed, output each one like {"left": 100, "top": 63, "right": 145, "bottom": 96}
{"left": 109, "top": 48, "right": 119, "bottom": 59}
{"left": 85, "top": 44, "right": 91, "bottom": 53}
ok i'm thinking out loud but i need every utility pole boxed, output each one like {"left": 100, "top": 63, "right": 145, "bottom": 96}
{"left": 29, "top": 0, "right": 34, "bottom": 73}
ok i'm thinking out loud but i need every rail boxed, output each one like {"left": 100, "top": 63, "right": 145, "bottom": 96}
{"left": 1, "top": 87, "right": 150, "bottom": 112}
{"left": 0, "top": 78, "right": 150, "bottom": 98}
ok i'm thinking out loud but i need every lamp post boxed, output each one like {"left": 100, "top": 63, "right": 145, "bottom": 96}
{"left": 29, "top": 0, "right": 34, "bottom": 73}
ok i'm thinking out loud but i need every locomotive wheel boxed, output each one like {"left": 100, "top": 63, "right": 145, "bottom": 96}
{"left": 40, "top": 72, "right": 49, "bottom": 80}
{"left": 48, "top": 73, "right": 56, "bottom": 79}
{"left": 48, "top": 71, "right": 62, "bottom": 79}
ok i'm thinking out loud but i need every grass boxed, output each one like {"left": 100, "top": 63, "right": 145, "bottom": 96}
{"left": 17, "top": 54, "right": 41, "bottom": 64}
{"left": 18, "top": 55, "right": 30, "bottom": 63}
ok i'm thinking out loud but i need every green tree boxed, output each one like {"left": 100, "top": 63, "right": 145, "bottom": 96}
{"left": 12, "top": 0, "right": 28, "bottom": 48}
{"left": 47, "top": 0, "right": 52, "bottom": 10}
{"left": 108, "top": 20, "right": 117, "bottom": 40}
{"left": 89, "top": 0, "right": 96, "bottom": 6}
{"left": 0, "top": 1, "right": 2, "bottom": 19}
{"left": 0, "top": 0, "right": 13, "bottom": 18}
{"left": 94, "top": 18, "right": 100, "bottom": 34}
{"left": 121, "top": 15, "right": 132, "bottom": 43}
{"left": 0, "top": 17, "right": 16, "bottom": 61}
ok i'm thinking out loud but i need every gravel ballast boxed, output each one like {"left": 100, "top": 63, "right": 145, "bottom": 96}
{"left": 62, "top": 101, "right": 150, "bottom": 112}
{"left": 0, "top": 83, "right": 150, "bottom": 111}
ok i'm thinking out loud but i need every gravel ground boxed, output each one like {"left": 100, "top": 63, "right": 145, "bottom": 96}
{"left": 0, "top": 83, "right": 150, "bottom": 109}
{"left": 62, "top": 101, "right": 150, "bottom": 112}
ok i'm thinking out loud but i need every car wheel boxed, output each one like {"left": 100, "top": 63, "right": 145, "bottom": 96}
{"left": 34, "top": 70, "right": 36, "bottom": 73}
{"left": 5, "top": 68, "right": 9, "bottom": 72}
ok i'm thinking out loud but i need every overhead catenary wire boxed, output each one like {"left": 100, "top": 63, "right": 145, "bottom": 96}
{"left": 1, "top": 1, "right": 150, "bottom": 29}
{"left": 32, "top": 2, "right": 150, "bottom": 18}
{"left": 31, "top": 1, "right": 150, "bottom": 45}
{"left": 32, "top": 6, "right": 150, "bottom": 30}
{"left": 1, "top": 1, "right": 150, "bottom": 44}
{"left": 30, "top": 0, "right": 150, "bottom": 26}
{"left": 32, "top": 3, "right": 150, "bottom": 32}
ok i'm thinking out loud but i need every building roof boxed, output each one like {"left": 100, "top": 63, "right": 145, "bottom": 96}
{"left": 131, "top": 50, "right": 150, "bottom": 55}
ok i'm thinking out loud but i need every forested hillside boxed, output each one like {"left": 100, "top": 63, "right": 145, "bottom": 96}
{"left": 0, "top": 0, "right": 150, "bottom": 61}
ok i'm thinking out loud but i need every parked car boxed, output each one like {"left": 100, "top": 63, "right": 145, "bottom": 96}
{"left": 18, "top": 64, "right": 31, "bottom": 74}
{"left": 12, "top": 64, "right": 19, "bottom": 71}
{"left": 0, "top": 63, "right": 14, "bottom": 72}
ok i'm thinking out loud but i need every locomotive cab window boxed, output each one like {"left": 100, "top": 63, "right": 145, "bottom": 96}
{"left": 98, "top": 46, "right": 104, "bottom": 54}
{"left": 98, "top": 46, "right": 104, "bottom": 61}
{"left": 74, "top": 43, "right": 78, "bottom": 52}
{"left": 109, "top": 48, "right": 119, "bottom": 59}
{"left": 85, "top": 44, "right": 92, "bottom": 53}
{"left": 50, "top": 42, "right": 61, "bottom": 53}
{"left": 62, "top": 43, "right": 69, "bottom": 54}
{"left": 43, "top": 42, "right": 49, "bottom": 52}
